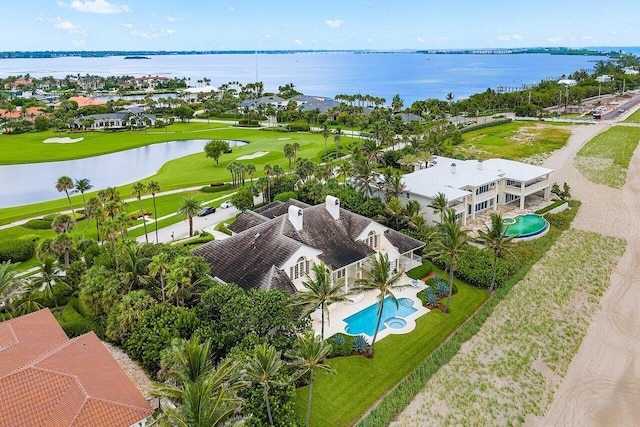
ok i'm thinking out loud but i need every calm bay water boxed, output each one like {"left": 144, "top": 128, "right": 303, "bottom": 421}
{"left": 0, "top": 140, "right": 247, "bottom": 208}
{"left": 0, "top": 52, "right": 607, "bottom": 104}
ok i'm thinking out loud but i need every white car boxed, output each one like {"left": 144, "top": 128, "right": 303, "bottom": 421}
{"left": 220, "top": 200, "right": 233, "bottom": 209}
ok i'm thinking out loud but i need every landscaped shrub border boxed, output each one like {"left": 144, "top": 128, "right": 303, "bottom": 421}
{"left": 199, "top": 183, "right": 233, "bottom": 193}
{"left": 535, "top": 199, "right": 567, "bottom": 215}
{"left": 22, "top": 218, "right": 53, "bottom": 230}
{"left": 355, "top": 202, "right": 581, "bottom": 427}
{"left": 460, "top": 118, "right": 513, "bottom": 134}
{"left": 406, "top": 260, "right": 433, "bottom": 280}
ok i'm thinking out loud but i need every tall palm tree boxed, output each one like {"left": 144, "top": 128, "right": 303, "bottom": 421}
{"left": 475, "top": 213, "right": 516, "bottom": 292}
{"left": 263, "top": 164, "right": 273, "bottom": 202}
{"left": 333, "top": 129, "right": 342, "bottom": 158}
{"left": 56, "top": 175, "right": 78, "bottom": 236}
{"left": 177, "top": 195, "right": 201, "bottom": 237}
{"left": 31, "top": 256, "right": 69, "bottom": 307}
{"left": 74, "top": 178, "right": 92, "bottom": 212}
{"left": 283, "top": 143, "right": 294, "bottom": 170}
{"left": 0, "top": 261, "right": 25, "bottom": 311}
{"left": 321, "top": 123, "right": 331, "bottom": 157}
{"left": 131, "top": 182, "right": 149, "bottom": 243}
{"left": 245, "top": 163, "right": 257, "bottom": 187}
{"left": 382, "top": 170, "right": 406, "bottom": 201}
{"left": 427, "top": 209, "right": 469, "bottom": 312}
{"left": 287, "top": 332, "right": 335, "bottom": 427}
{"left": 147, "top": 181, "right": 161, "bottom": 243}
{"left": 120, "top": 242, "right": 150, "bottom": 292}
{"left": 245, "top": 343, "right": 285, "bottom": 426}
{"left": 353, "top": 253, "right": 408, "bottom": 357}
{"left": 429, "top": 192, "right": 448, "bottom": 223}
{"left": 383, "top": 197, "right": 406, "bottom": 230}
{"left": 291, "top": 142, "right": 301, "bottom": 164}
{"left": 293, "top": 262, "right": 348, "bottom": 340}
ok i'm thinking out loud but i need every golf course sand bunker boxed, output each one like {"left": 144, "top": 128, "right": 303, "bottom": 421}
{"left": 44, "top": 137, "right": 85, "bottom": 144}
{"left": 236, "top": 151, "right": 268, "bottom": 160}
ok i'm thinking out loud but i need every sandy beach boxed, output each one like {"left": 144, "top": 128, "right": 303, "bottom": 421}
{"left": 391, "top": 108, "right": 640, "bottom": 425}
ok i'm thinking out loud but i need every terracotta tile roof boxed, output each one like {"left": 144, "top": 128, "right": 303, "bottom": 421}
{"left": 53, "top": 96, "right": 106, "bottom": 108}
{"left": 0, "top": 309, "right": 153, "bottom": 427}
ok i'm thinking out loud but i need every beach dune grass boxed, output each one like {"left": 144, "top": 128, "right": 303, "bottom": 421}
{"left": 294, "top": 276, "right": 488, "bottom": 426}
{"left": 575, "top": 125, "right": 640, "bottom": 188}
{"left": 456, "top": 121, "right": 571, "bottom": 160}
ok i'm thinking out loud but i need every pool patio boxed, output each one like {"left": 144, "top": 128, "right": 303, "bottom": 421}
{"left": 311, "top": 273, "right": 431, "bottom": 342}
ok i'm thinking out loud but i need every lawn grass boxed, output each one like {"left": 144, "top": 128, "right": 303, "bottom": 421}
{"left": 293, "top": 276, "right": 489, "bottom": 426}
{"left": 575, "top": 125, "right": 640, "bottom": 188}
{"left": 455, "top": 121, "right": 571, "bottom": 161}
{"left": 623, "top": 108, "right": 640, "bottom": 124}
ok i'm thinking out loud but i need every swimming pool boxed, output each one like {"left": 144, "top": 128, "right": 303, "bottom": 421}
{"left": 343, "top": 297, "right": 417, "bottom": 336}
{"left": 503, "top": 214, "right": 549, "bottom": 239}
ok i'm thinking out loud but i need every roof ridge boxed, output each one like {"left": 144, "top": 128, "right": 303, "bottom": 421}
{"left": 83, "top": 395, "right": 154, "bottom": 415}
{"left": 0, "top": 323, "right": 19, "bottom": 352}
{"left": 6, "top": 334, "right": 82, "bottom": 377}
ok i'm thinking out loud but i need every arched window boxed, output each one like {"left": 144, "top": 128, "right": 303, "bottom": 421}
{"left": 366, "top": 231, "right": 378, "bottom": 249}
{"left": 290, "top": 256, "right": 310, "bottom": 280}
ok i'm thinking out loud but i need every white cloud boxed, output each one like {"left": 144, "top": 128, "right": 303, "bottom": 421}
{"left": 582, "top": 35, "right": 593, "bottom": 40}
{"left": 417, "top": 37, "right": 425, "bottom": 43}
{"left": 228, "top": 6, "right": 235, "bottom": 11}
{"left": 68, "top": 0, "right": 130, "bottom": 14}
{"left": 497, "top": 34, "right": 522, "bottom": 42}
{"left": 546, "top": 37, "right": 563, "bottom": 43}
{"left": 72, "top": 39, "right": 86, "bottom": 46}
{"left": 264, "top": 34, "right": 271, "bottom": 38}
{"left": 166, "top": 16, "right": 177, "bottom": 22}
{"left": 130, "top": 29, "right": 158, "bottom": 39}
{"left": 437, "top": 37, "right": 450, "bottom": 42}
{"left": 294, "top": 38, "right": 303, "bottom": 46}
{"left": 164, "top": 29, "right": 176, "bottom": 35}
{"left": 367, "top": 38, "right": 373, "bottom": 43}
{"left": 325, "top": 19, "right": 343, "bottom": 28}
{"left": 38, "top": 17, "right": 85, "bottom": 34}
{"left": 120, "top": 23, "right": 133, "bottom": 29}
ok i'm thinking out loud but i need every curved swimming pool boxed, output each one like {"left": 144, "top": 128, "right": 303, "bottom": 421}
{"left": 344, "top": 297, "right": 417, "bottom": 336}
{"left": 503, "top": 214, "right": 549, "bottom": 239}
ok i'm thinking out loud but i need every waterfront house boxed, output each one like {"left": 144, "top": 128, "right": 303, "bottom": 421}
{"left": 397, "top": 156, "right": 553, "bottom": 225}
{"left": 193, "top": 196, "right": 424, "bottom": 293}
{"left": 0, "top": 309, "right": 153, "bottom": 427}
{"left": 74, "top": 111, "right": 156, "bottom": 130}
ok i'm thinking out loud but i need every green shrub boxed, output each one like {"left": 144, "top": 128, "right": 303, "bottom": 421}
{"left": 352, "top": 335, "right": 369, "bottom": 353}
{"left": 460, "top": 118, "right": 513, "bottom": 134}
{"left": 200, "top": 183, "right": 233, "bottom": 193}
{"left": 214, "top": 222, "right": 232, "bottom": 236}
{"left": 431, "top": 246, "right": 517, "bottom": 289}
{"left": 406, "top": 261, "right": 432, "bottom": 280}
{"left": 544, "top": 202, "right": 579, "bottom": 231}
{"left": 274, "top": 191, "right": 298, "bottom": 202}
{"left": 23, "top": 219, "right": 53, "bottom": 230}
{"left": 329, "top": 333, "right": 353, "bottom": 357}
{"left": 130, "top": 210, "right": 152, "bottom": 220}
{"left": 174, "top": 231, "right": 215, "bottom": 248}
{"left": 59, "top": 298, "right": 95, "bottom": 337}
{"left": 43, "top": 213, "right": 58, "bottom": 221}
{"left": 286, "top": 121, "right": 311, "bottom": 132}
{"left": 0, "top": 236, "right": 37, "bottom": 262}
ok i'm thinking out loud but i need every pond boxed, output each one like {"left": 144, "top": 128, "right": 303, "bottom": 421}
{"left": 0, "top": 139, "right": 247, "bottom": 209}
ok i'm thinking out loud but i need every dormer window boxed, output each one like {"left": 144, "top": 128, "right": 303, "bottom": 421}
{"left": 366, "top": 231, "right": 379, "bottom": 250}
{"left": 290, "top": 256, "right": 310, "bottom": 280}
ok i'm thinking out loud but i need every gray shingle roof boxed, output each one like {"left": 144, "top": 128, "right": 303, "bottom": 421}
{"left": 384, "top": 229, "right": 425, "bottom": 254}
{"left": 228, "top": 210, "right": 268, "bottom": 234}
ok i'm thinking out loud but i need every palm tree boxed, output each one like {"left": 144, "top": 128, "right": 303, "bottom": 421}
{"left": 31, "top": 256, "right": 69, "bottom": 307}
{"left": 56, "top": 176, "right": 77, "bottom": 236}
{"left": 321, "top": 123, "right": 331, "bottom": 157}
{"left": 429, "top": 192, "right": 448, "bottom": 223}
{"left": 177, "top": 195, "right": 201, "bottom": 237}
{"left": 147, "top": 181, "right": 161, "bottom": 243}
{"left": 333, "top": 129, "right": 342, "bottom": 158}
{"left": 283, "top": 143, "right": 295, "bottom": 170}
{"left": 475, "top": 213, "right": 516, "bottom": 292}
{"left": 245, "top": 163, "right": 257, "bottom": 187}
{"left": 152, "top": 337, "right": 243, "bottom": 427}
{"left": 131, "top": 182, "right": 149, "bottom": 243}
{"left": 83, "top": 197, "right": 100, "bottom": 239}
{"left": 427, "top": 209, "right": 469, "bottom": 312}
{"left": 287, "top": 332, "right": 336, "bottom": 427}
{"left": 353, "top": 253, "right": 408, "bottom": 357}
{"left": 245, "top": 343, "right": 285, "bottom": 426}
{"left": 120, "top": 242, "right": 150, "bottom": 292}
{"left": 263, "top": 164, "right": 273, "bottom": 202}
{"left": 74, "top": 178, "right": 92, "bottom": 214}
{"left": 148, "top": 253, "right": 171, "bottom": 302}
{"left": 291, "top": 142, "right": 301, "bottom": 164}
{"left": 293, "top": 262, "right": 348, "bottom": 340}
{"left": 0, "top": 261, "right": 25, "bottom": 310}
{"left": 382, "top": 170, "right": 406, "bottom": 201}
{"left": 384, "top": 197, "right": 406, "bottom": 230}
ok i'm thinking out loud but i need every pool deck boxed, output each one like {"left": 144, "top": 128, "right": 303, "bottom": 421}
{"left": 312, "top": 273, "right": 431, "bottom": 342}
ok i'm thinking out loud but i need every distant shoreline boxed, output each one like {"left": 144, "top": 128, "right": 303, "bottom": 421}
{"left": 0, "top": 47, "right": 629, "bottom": 59}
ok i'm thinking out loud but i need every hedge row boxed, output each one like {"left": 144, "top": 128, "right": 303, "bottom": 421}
{"left": 23, "top": 219, "right": 53, "bottom": 230}
{"left": 59, "top": 297, "right": 105, "bottom": 338}
{"left": 535, "top": 199, "right": 567, "bottom": 215}
{"left": 460, "top": 118, "right": 513, "bottom": 134}
{"left": 406, "top": 261, "right": 433, "bottom": 280}
{"left": 355, "top": 201, "right": 581, "bottom": 426}
{"left": 200, "top": 183, "right": 233, "bottom": 193}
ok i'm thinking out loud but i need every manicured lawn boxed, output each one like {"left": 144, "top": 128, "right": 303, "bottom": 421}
{"left": 294, "top": 277, "right": 488, "bottom": 426}
{"left": 575, "top": 125, "right": 640, "bottom": 187}
{"left": 456, "top": 121, "right": 571, "bottom": 160}
{"left": 624, "top": 108, "right": 640, "bottom": 124}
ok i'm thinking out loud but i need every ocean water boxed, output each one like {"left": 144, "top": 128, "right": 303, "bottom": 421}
{"left": 0, "top": 52, "right": 608, "bottom": 104}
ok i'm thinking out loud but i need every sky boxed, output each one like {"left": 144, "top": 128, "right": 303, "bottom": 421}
{"left": 1, "top": 0, "right": 639, "bottom": 51}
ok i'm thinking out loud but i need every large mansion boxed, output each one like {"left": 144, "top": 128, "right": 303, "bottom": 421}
{"left": 398, "top": 156, "right": 554, "bottom": 225}
{"left": 193, "top": 196, "right": 425, "bottom": 293}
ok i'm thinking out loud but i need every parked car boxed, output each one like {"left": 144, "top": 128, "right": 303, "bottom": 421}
{"left": 197, "top": 206, "right": 216, "bottom": 217}
{"left": 220, "top": 200, "right": 233, "bottom": 209}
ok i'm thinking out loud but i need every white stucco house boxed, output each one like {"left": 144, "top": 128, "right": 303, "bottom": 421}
{"left": 397, "top": 156, "right": 553, "bottom": 225}
{"left": 193, "top": 196, "right": 425, "bottom": 293}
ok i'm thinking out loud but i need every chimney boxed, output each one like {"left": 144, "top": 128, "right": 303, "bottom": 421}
{"left": 450, "top": 163, "right": 457, "bottom": 174}
{"left": 477, "top": 160, "right": 483, "bottom": 170}
{"left": 325, "top": 195, "right": 340, "bottom": 219}
{"left": 288, "top": 205, "right": 303, "bottom": 231}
